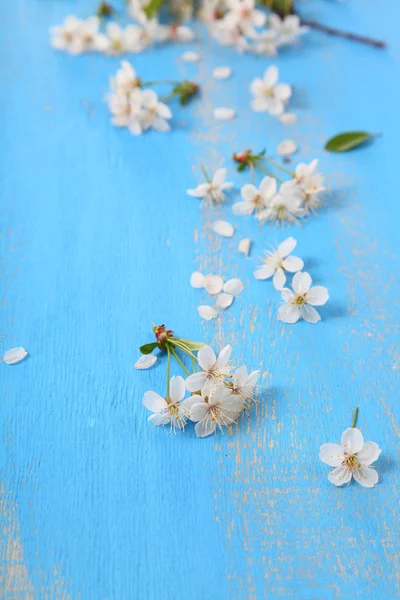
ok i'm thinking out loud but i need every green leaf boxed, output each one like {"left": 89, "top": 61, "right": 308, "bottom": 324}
{"left": 144, "top": 0, "right": 165, "bottom": 18}
{"left": 324, "top": 131, "right": 377, "bottom": 152}
{"left": 140, "top": 342, "right": 158, "bottom": 355}
{"left": 174, "top": 338, "right": 205, "bottom": 351}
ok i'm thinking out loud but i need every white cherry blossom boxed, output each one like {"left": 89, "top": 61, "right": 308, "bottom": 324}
{"left": 140, "top": 89, "right": 172, "bottom": 132}
{"left": 143, "top": 375, "right": 193, "bottom": 432}
{"left": 278, "top": 271, "right": 329, "bottom": 324}
{"left": 250, "top": 66, "right": 292, "bottom": 116}
{"left": 269, "top": 14, "right": 309, "bottom": 47}
{"left": 320, "top": 428, "right": 381, "bottom": 488}
{"left": 110, "top": 61, "right": 140, "bottom": 93}
{"left": 186, "top": 344, "right": 232, "bottom": 392}
{"left": 189, "top": 385, "right": 243, "bottom": 437}
{"left": 187, "top": 168, "right": 233, "bottom": 204}
{"left": 289, "top": 159, "right": 325, "bottom": 211}
{"left": 233, "top": 176, "right": 277, "bottom": 216}
{"left": 227, "top": 365, "right": 259, "bottom": 407}
{"left": 51, "top": 16, "right": 107, "bottom": 54}
{"left": 257, "top": 181, "right": 304, "bottom": 225}
{"left": 222, "top": 0, "right": 266, "bottom": 37}
{"left": 254, "top": 237, "right": 304, "bottom": 289}
{"left": 105, "top": 23, "right": 138, "bottom": 55}
{"left": 253, "top": 29, "right": 278, "bottom": 56}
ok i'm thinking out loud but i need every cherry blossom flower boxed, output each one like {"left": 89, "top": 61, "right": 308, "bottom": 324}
{"left": 221, "top": 0, "right": 266, "bottom": 37}
{"left": 104, "top": 23, "right": 138, "bottom": 55}
{"left": 108, "top": 88, "right": 143, "bottom": 134}
{"left": 185, "top": 344, "right": 232, "bottom": 392}
{"left": 109, "top": 61, "right": 140, "bottom": 93}
{"left": 233, "top": 176, "right": 277, "bottom": 216}
{"left": 250, "top": 66, "right": 292, "bottom": 116}
{"left": 320, "top": 427, "right": 381, "bottom": 488}
{"left": 253, "top": 29, "right": 278, "bottom": 56}
{"left": 289, "top": 159, "right": 325, "bottom": 211}
{"left": 143, "top": 375, "right": 194, "bottom": 432}
{"left": 50, "top": 16, "right": 82, "bottom": 53}
{"left": 51, "top": 16, "right": 107, "bottom": 54}
{"left": 269, "top": 14, "right": 309, "bottom": 47}
{"left": 257, "top": 181, "right": 304, "bottom": 225}
{"left": 278, "top": 271, "right": 329, "bottom": 324}
{"left": 140, "top": 90, "right": 172, "bottom": 132}
{"left": 226, "top": 365, "right": 259, "bottom": 407}
{"left": 187, "top": 168, "right": 233, "bottom": 204}
{"left": 254, "top": 236, "right": 304, "bottom": 289}
{"left": 189, "top": 385, "right": 243, "bottom": 437}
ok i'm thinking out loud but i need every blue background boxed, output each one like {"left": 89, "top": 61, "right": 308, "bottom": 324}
{"left": 1, "top": 1, "right": 399, "bottom": 598}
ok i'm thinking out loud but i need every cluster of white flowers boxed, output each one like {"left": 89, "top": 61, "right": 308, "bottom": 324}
{"left": 203, "top": 1, "right": 308, "bottom": 55}
{"left": 190, "top": 272, "right": 244, "bottom": 319}
{"left": 142, "top": 344, "right": 259, "bottom": 437}
{"left": 107, "top": 62, "right": 172, "bottom": 135}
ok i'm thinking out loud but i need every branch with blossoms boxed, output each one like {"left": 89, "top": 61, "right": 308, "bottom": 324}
{"left": 135, "top": 325, "right": 259, "bottom": 437}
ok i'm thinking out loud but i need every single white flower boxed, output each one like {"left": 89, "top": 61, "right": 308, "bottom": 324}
{"left": 238, "top": 238, "right": 251, "bottom": 256}
{"left": 269, "top": 14, "right": 309, "bottom": 47}
{"left": 233, "top": 176, "right": 277, "bottom": 216}
{"left": 110, "top": 61, "right": 140, "bottom": 93}
{"left": 277, "top": 139, "right": 297, "bottom": 156}
{"left": 105, "top": 23, "right": 138, "bottom": 55}
{"left": 135, "top": 354, "right": 158, "bottom": 369}
{"left": 226, "top": 365, "right": 259, "bottom": 407}
{"left": 181, "top": 50, "right": 201, "bottom": 62}
{"left": 222, "top": 0, "right": 266, "bottom": 37}
{"left": 254, "top": 236, "right": 304, "bottom": 290}
{"left": 189, "top": 385, "right": 243, "bottom": 437}
{"left": 212, "top": 220, "right": 235, "bottom": 237}
{"left": 197, "top": 305, "right": 218, "bottom": 320}
{"left": 253, "top": 29, "right": 278, "bottom": 57}
{"left": 108, "top": 88, "right": 144, "bottom": 135}
{"left": 279, "top": 112, "right": 297, "bottom": 126}
{"left": 291, "top": 159, "right": 325, "bottom": 211}
{"left": 320, "top": 427, "right": 381, "bottom": 488}
{"left": 257, "top": 181, "right": 305, "bottom": 225}
{"left": 3, "top": 347, "right": 28, "bottom": 365}
{"left": 143, "top": 375, "right": 193, "bottom": 432}
{"left": 213, "top": 66, "right": 232, "bottom": 79}
{"left": 140, "top": 89, "right": 172, "bottom": 133}
{"left": 187, "top": 168, "right": 233, "bottom": 204}
{"left": 213, "top": 107, "right": 236, "bottom": 120}
{"left": 186, "top": 344, "right": 232, "bottom": 392}
{"left": 278, "top": 271, "right": 329, "bottom": 324}
{"left": 250, "top": 66, "right": 292, "bottom": 116}
{"left": 50, "top": 15, "right": 82, "bottom": 53}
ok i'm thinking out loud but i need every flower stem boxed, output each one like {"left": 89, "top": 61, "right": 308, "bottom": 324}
{"left": 262, "top": 156, "right": 294, "bottom": 177}
{"left": 250, "top": 162, "right": 255, "bottom": 184}
{"left": 351, "top": 406, "right": 359, "bottom": 428}
{"left": 300, "top": 19, "right": 386, "bottom": 49}
{"left": 256, "top": 160, "right": 283, "bottom": 183}
{"left": 170, "top": 346, "right": 191, "bottom": 376}
{"left": 200, "top": 164, "right": 211, "bottom": 183}
{"left": 171, "top": 339, "right": 198, "bottom": 361}
{"left": 141, "top": 80, "right": 180, "bottom": 87}
{"left": 166, "top": 344, "right": 171, "bottom": 396}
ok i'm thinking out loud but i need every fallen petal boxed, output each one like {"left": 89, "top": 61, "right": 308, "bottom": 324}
{"left": 3, "top": 346, "right": 28, "bottom": 365}
{"left": 277, "top": 140, "right": 297, "bottom": 156}
{"left": 135, "top": 354, "right": 158, "bottom": 370}
{"left": 279, "top": 113, "right": 298, "bottom": 126}
{"left": 216, "top": 293, "right": 233, "bottom": 309}
{"left": 181, "top": 51, "right": 200, "bottom": 62}
{"left": 190, "top": 271, "right": 205, "bottom": 288}
{"left": 238, "top": 238, "right": 251, "bottom": 256}
{"left": 212, "top": 220, "right": 235, "bottom": 237}
{"left": 213, "top": 66, "right": 232, "bottom": 80}
{"left": 204, "top": 274, "right": 224, "bottom": 295}
{"left": 197, "top": 305, "right": 218, "bottom": 320}
{"left": 224, "top": 278, "right": 244, "bottom": 296}
{"left": 213, "top": 107, "right": 235, "bottom": 121}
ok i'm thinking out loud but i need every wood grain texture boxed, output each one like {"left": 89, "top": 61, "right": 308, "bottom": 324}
{"left": 1, "top": 1, "right": 399, "bottom": 598}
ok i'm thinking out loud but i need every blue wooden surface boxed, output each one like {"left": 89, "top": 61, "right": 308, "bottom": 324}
{"left": 1, "top": 1, "right": 399, "bottom": 598}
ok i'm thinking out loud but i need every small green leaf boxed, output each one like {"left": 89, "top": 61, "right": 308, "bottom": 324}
{"left": 174, "top": 338, "right": 205, "bottom": 351}
{"left": 144, "top": 0, "right": 165, "bottom": 18}
{"left": 325, "top": 131, "right": 377, "bottom": 152}
{"left": 140, "top": 342, "right": 158, "bottom": 355}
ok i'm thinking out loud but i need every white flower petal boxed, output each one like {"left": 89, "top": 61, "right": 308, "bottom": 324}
{"left": 216, "top": 293, "right": 233, "bottom": 309}
{"left": 169, "top": 375, "right": 186, "bottom": 402}
{"left": 223, "top": 278, "right": 244, "bottom": 296}
{"left": 212, "top": 220, "right": 235, "bottom": 237}
{"left": 198, "top": 345, "right": 216, "bottom": 370}
{"left": 232, "top": 201, "right": 253, "bottom": 216}
{"left": 216, "top": 344, "right": 232, "bottom": 368}
{"left": 3, "top": 346, "right": 28, "bottom": 365}
{"left": 279, "top": 113, "right": 298, "bottom": 126}
{"left": 185, "top": 372, "right": 207, "bottom": 392}
{"left": 328, "top": 465, "right": 353, "bottom": 487}
{"left": 254, "top": 264, "right": 275, "bottom": 280}
{"left": 213, "top": 66, "right": 232, "bottom": 79}
{"left": 238, "top": 238, "right": 251, "bottom": 256}
{"left": 190, "top": 402, "right": 209, "bottom": 422}
{"left": 277, "top": 304, "right": 300, "bottom": 324}
{"left": 213, "top": 107, "right": 236, "bottom": 121}
{"left": 341, "top": 428, "right": 364, "bottom": 454}
{"left": 353, "top": 465, "right": 379, "bottom": 488}
{"left": 307, "top": 286, "right": 329, "bottom": 306}
{"left": 181, "top": 50, "right": 200, "bottom": 62}
{"left": 277, "top": 140, "right": 297, "bottom": 156}
{"left": 277, "top": 236, "right": 296, "bottom": 257}
{"left": 143, "top": 390, "right": 167, "bottom": 413}
{"left": 272, "top": 267, "right": 286, "bottom": 290}
{"left": 190, "top": 271, "right": 205, "bottom": 288}
{"left": 134, "top": 354, "right": 158, "bottom": 370}
{"left": 357, "top": 442, "right": 382, "bottom": 466}
{"left": 292, "top": 271, "right": 312, "bottom": 293}
{"left": 282, "top": 255, "right": 304, "bottom": 272}
{"left": 148, "top": 411, "right": 170, "bottom": 426}
{"left": 195, "top": 418, "right": 215, "bottom": 438}
{"left": 198, "top": 305, "right": 218, "bottom": 320}
{"left": 319, "top": 444, "right": 345, "bottom": 467}
{"left": 204, "top": 274, "right": 224, "bottom": 295}
{"left": 300, "top": 304, "right": 321, "bottom": 324}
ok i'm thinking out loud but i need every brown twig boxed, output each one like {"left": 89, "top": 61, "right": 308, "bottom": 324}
{"left": 301, "top": 19, "right": 386, "bottom": 49}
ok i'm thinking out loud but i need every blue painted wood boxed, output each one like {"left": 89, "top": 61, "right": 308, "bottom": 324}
{"left": 1, "top": 1, "right": 399, "bottom": 598}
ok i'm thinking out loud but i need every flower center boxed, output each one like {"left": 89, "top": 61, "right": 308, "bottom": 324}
{"left": 344, "top": 454, "right": 360, "bottom": 470}
{"left": 293, "top": 294, "right": 306, "bottom": 306}
{"left": 275, "top": 205, "right": 287, "bottom": 220}
{"left": 263, "top": 86, "right": 274, "bottom": 97}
